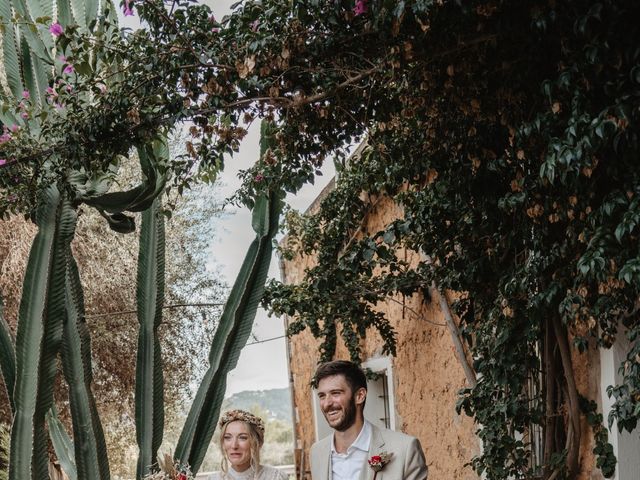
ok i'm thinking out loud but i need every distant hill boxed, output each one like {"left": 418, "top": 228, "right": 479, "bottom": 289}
{"left": 223, "top": 387, "right": 292, "bottom": 423}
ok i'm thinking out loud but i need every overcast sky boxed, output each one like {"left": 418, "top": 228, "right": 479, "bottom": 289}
{"left": 212, "top": 119, "right": 335, "bottom": 397}
{"left": 119, "top": 0, "right": 335, "bottom": 397}
{"left": 201, "top": 0, "right": 336, "bottom": 396}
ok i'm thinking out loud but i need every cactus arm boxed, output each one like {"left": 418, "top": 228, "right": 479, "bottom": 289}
{"left": 60, "top": 254, "right": 110, "bottom": 480}
{"left": 6, "top": 0, "right": 53, "bottom": 67}
{"left": 68, "top": 0, "right": 99, "bottom": 31}
{"left": 0, "top": 295, "right": 16, "bottom": 413}
{"left": 135, "top": 197, "right": 165, "bottom": 479}
{"left": 83, "top": 142, "right": 167, "bottom": 215}
{"left": 0, "top": 2, "right": 26, "bottom": 99}
{"left": 46, "top": 408, "right": 78, "bottom": 480}
{"left": 175, "top": 189, "right": 283, "bottom": 473}
{"left": 9, "top": 186, "right": 77, "bottom": 480}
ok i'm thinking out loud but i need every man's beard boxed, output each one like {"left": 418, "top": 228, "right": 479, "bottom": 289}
{"left": 325, "top": 395, "right": 357, "bottom": 432}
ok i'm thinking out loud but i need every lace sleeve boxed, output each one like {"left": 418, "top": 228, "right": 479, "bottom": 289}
{"left": 259, "top": 465, "right": 289, "bottom": 480}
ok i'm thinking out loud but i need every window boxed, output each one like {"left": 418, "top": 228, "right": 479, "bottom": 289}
{"left": 600, "top": 327, "right": 640, "bottom": 480}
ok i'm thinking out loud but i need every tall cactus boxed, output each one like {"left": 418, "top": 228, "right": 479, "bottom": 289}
{"left": 175, "top": 123, "right": 284, "bottom": 474}
{"left": 0, "top": 2, "right": 286, "bottom": 479}
{"left": 0, "top": 294, "right": 15, "bottom": 414}
{"left": 135, "top": 196, "right": 166, "bottom": 478}
{"left": 60, "top": 254, "right": 110, "bottom": 480}
{"left": 10, "top": 186, "right": 77, "bottom": 480}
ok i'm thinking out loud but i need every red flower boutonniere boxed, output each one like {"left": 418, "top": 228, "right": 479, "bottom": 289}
{"left": 368, "top": 451, "right": 393, "bottom": 479}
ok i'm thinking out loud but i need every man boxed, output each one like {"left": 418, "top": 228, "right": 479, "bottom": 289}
{"left": 310, "top": 360, "right": 428, "bottom": 480}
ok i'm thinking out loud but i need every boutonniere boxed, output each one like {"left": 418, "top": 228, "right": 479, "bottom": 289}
{"left": 368, "top": 451, "right": 393, "bottom": 479}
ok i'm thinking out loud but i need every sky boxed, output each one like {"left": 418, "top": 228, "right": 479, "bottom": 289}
{"left": 118, "top": 0, "right": 336, "bottom": 397}
{"left": 200, "top": 0, "right": 335, "bottom": 396}
{"left": 212, "top": 122, "right": 335, "bottom": 397}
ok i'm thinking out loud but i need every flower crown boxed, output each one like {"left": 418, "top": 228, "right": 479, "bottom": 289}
{"left": 219, "top": 409, "right": 265, "bottom": 436}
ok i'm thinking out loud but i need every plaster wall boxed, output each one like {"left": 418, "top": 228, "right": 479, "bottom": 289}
{"left": 281, "top": 194, "right": 480, "bottom": 479}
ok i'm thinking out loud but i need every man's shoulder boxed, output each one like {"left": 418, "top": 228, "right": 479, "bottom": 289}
{"left": 310, "top": 434, "right": 333, "bottom": 453}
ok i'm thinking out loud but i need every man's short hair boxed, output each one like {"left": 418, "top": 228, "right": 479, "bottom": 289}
{"left": 313, "top": 360, "right": 367, "bottom": 394}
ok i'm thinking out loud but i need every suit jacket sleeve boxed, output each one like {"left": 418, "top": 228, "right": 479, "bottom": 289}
{"left": 403, "top": 437, "right": 428, "bottom": 480}
{"left": 309, "top": 441, "right": 323, "bottom": 480}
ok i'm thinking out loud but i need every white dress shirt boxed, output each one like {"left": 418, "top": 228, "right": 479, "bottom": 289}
{"left": 330, "top": 420, "right": 372, "bottom": 480}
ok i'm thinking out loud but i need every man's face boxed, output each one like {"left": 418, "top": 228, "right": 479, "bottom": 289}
{"left": 317, "top": 374, "right": 365, "bottom": 432}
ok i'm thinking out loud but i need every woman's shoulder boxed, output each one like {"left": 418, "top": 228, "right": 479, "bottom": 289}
{"left": 259, "top": 464, "right": 289, "bottom": 479}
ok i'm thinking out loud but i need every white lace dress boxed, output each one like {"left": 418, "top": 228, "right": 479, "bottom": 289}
{"left": 206, "top": 465, "right": 288, "bottom": 480}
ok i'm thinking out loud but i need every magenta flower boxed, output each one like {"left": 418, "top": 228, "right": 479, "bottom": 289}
{"left": 20, "top": 112, "right": 29, "bottom": 120}
{"left": 250, "top": 19, "right": 260, "bottom": 32}
{"left": 63, "top": 64, "right": 75, "bottom": 74}
{"left": 123, "top": 0, "right": 134, "bottom": 16}
{"left": 9, "top": 125, "right": 19, "bottom": 133}
{"left": 46, "top": 86, "right": 57, "bottom": 97}
{"left": 0, "top": 133, "right": 11, "bottom": 144}
{"left": 354, "top": 0, "right": 368, "bottom": 15}
{"left": 49, "top": 22, "right": 64, "bottom": 36}
{"left": 21, "top": 90, "right": 30, "bottom": 99}
{"left": 254, "top": 174, "right": 264, "bottom": 182}
{"left": 0, "top": 159, "right": 6, "bottom": 166}
{"left": 209, "top": 15, "right": 220, "bottom": 33}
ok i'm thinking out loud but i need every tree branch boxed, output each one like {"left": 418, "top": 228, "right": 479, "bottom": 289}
{"left": 551, "top": 317, "right": 581, "bottom": 478}
{"left": 431, "top": 284, "right": 477, "bottom": 387}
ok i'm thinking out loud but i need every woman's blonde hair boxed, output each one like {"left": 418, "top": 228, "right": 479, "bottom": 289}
{"left": 218, "top": 410, "right": 265, "bottom": 478}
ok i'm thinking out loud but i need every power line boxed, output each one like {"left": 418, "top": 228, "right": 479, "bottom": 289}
{"left": 245, "top": 334, "right": 287, "bottom": 346}
{"left": 85, "top": 302, "right": 224, "bottom": 319}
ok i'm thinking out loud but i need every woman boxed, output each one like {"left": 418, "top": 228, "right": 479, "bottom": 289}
{"left": 208, "top": 409, "right": 288, "bottom": 480}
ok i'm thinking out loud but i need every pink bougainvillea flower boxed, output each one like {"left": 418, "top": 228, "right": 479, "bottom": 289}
{"left": 0, "top": 159, "right": 7, "bottom": 166}
{"left": 46, "top": 86, "right": 57, "bottom": 97}
{"left": 123, "top": 0, "right": 134, "bottom": 16}
{"left": 354, "top": 0, "right": 368, "bottom": 15}
{"left": 9, "top": 125, "right": 19, "bottom": 133}
{"left": 49, "top": 22, "right": 64, "bottom": 36}
{"left": 254, "top": 174, "right": 264, "bottom": 182}
{"left": 0, "top": 133, "right": 11, "bottom": 144}
{"left": 20, "top": 112, "right": 29, "bottom": 120}
{"left": 63, "top": 64, "right": 75, "bottom": 74}
{"left": 21, "top": 90, "right": 30, "bottom": 99}
{"left": 209, "top": 15, "right": 220, "bottom": 32}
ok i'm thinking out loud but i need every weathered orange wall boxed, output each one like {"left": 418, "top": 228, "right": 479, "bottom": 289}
{"left": 281, "top": 192, "right": 481, "bottom": 479}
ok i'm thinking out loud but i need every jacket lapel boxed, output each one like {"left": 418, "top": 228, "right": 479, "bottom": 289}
{"left": 324, "top": 437, "right": 332, "bottom": 480}
{"left": 359, "top": 425, "right": 386, "bottom": 480}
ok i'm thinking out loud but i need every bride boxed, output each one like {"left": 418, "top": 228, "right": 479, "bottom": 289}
{"left": 207, "top": 410, "right": 288, "bottom": 480}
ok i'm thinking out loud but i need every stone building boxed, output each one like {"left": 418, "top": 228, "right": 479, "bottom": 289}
{"left": 278, "top": 174, "right": 640, "bottom": 480}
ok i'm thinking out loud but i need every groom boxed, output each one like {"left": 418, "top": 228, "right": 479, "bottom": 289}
{"left": 309, "top": 360, "right": 428, "bottom": 480}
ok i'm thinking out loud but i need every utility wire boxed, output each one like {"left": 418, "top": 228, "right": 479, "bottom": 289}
{"left": 85, "top": 302, "right": 225, "bottom": 319}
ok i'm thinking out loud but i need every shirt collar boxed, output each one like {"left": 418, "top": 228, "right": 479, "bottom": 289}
{"left": 331, "top": 420, "right": 372, "bottom": 454}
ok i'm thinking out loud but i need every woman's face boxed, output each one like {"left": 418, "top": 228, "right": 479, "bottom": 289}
{"left": 222, "top": 421, "right": 252, "bottom": 472}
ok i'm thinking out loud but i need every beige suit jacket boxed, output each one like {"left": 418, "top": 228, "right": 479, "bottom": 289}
{"left": 309, "top": 424, "right": 428, "bottom": 480}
